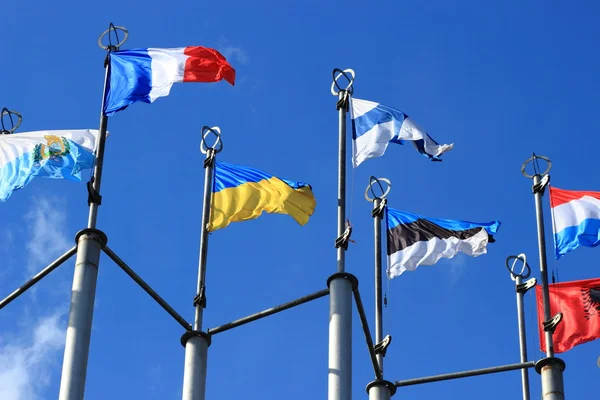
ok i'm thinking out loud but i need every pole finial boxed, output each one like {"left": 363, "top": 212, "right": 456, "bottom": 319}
{"left": 521, "top": 153, "right": 551, "bottom": 179}
{"left": 98, "top": 23, "right": 128, "bottom": 51}
{"left": 200, "top": 126, "right": 223, "bottom": 155}
{"left": 0, "top": 108, "right": 22, "bottom": 134}
{"left": 331, "top": 68, "right": 355, "bottom": 96}
{"left": 364, "top": 176, "right": 391, "bottom": 202}
{"left": 505, "top": 253, "right": 531, "bottom": 281}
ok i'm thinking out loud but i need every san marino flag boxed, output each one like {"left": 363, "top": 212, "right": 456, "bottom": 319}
{"left": 0, "top": 130, "right": 99, "bottom": 201}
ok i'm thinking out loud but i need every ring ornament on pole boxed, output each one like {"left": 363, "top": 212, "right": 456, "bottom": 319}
{"left": 505, "top": 253, "right": 531, "bottom": 281}
{"left": 521, "top": 153, "right": 551, "bottom": 179}
{"left": 331, "top": 68, "right": 355, "bottom": 96}
{"left": 200, "top": 126, "right": 223, "bottom": 154}
{"left": 364, "top": 176, "right": 391, "bottom": 202}
{"left": 97, "top": 23, "right": 129, "bottom": 51}
{"left": 0, "top": 108, "right": 22, "bottom": 134}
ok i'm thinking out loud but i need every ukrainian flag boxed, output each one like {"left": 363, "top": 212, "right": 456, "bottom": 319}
{"left": 208, "top": 161, "right": 316, "bottom": 232}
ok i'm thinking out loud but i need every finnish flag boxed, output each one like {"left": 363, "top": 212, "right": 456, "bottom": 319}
{"left": 350, "top": 98, "right": 453, "bottom": 167}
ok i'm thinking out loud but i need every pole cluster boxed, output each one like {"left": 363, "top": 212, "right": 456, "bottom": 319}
{"left": 0, "top": 25, "right": 572, "bottom": 400}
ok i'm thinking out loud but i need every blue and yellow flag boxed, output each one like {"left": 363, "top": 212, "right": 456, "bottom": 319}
{"left": 208, "top": 161, "right": 316, "bottom": 232}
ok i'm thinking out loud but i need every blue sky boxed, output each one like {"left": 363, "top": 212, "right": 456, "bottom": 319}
{"left": 1, "top": 0, "right": 599, "bottom": 399}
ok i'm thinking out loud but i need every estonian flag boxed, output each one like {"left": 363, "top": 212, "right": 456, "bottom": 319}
{"left": 386, "top": 207, "right": 500, "bottom": 278}
{"left": 350, "top": 98, "right": 453, "bottom": 167}
{"left": 208, "top": 161, "right": 316, "bottom": 232}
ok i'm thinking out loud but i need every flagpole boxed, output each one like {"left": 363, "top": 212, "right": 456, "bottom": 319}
{"left": 366, "top": 177, "right": 395, "bottom": 400}
{"left": 328, "top": 68, "right": 357, "bottom": 400}
{"left": 181, "top": 126, "right": 222, "bottom": 400}
{"left": 521, "top": 154, "right": 565, "bottom": 400}
{"left": 58, "top": 24, "right": 126, "bottom": 400}
{"left": 506, "top": 254, "right": 535, "bottom": 400}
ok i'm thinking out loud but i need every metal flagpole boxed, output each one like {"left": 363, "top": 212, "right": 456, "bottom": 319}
{"left": 365, "top": 177, "right": 395, "bottom": 400}
{"left": 506, "top": 254, "right": 536, "bottom": 400}
{"left": 328, "top": 69, "right": 357, "bottom": 400}
{"left": 521, "top": 154, "right": 565, "bottom": 400}
{"left": 58, "top": 23, "right": 127, "bottom": 400}
{"left": 181, "top": 126, "right": 222, "bottom": 400}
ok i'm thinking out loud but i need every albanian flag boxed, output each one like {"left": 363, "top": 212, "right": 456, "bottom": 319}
{"left": 536, "top": 277, "right": 600, "bottom": 353}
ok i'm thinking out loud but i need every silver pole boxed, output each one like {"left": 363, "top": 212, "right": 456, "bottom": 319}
{"left": 366, "top": 180, "right": 394, "bottom": 400}
{"left": 336, "top": 92, "right": 347, "bottom": 275}
{"left": 514, "top": 274, "right": 531, "bottom": 400}
{"left": 531, "top": 173, "right": 565, "bottom": 400}
{"left": 182, "top": 127, "right": 221, "bottom": 400}
{"left": 520, "top": 153, "right": 565, "bottom": 400}
{"left": 328, "top": 71, "right": 355, "bottom": 400}
{"left": 208, "top": 289, "right": 330, "bottom": 335}
{"left": 395, "top": 361, "right": 536, "bottom": 387}
{"left": 373, "top": 197, "right": 383, "bottom": 372}
{"left": 0, "top": 246, "right": 77, "bottom": 310}
{"left": 58, "top": 28, "right": 118, "bottom": 397}
{"left": 533, "top": 174, "right": 555, "bottom": 358}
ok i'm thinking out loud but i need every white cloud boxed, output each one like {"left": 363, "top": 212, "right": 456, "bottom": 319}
{"left": 24, "top": 197, "right": 71, "bottom": 275}
{"left": 217, "top": 37, "right": 249, "bottom": 65}
{"left": 0, "top": 196, "right": 71, "bottom": 399}
{"left": 447, "top": 253, "right": 468, "bottom": 287}
{"left": 222, "top": 46, "right": 249, "bottom": 65}
{"left": 0, "top": 313, "right": 65, "bottom": 400}
{"left": 0, "top": 230, "right": 14, "bottom": 253}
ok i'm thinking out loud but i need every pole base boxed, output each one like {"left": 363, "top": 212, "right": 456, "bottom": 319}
{"left": 181, "top": 330, "right": 211, "bottom": 348}
{"left": 75, "top": 228, "right": 107, "bottom": 247}
{"left": 366, "top": 379, "right": 397, "bottom": 397}
{"left": 327, "top": 272, "right": 358, "bottom": 290}
{"left": 535, "top": 357, "right": 566, "bottom": 374}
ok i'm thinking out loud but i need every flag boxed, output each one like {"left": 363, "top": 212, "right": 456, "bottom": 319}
{"left": 386, "top": 207, "right": 500, "bottom": 278}
{"left": 208, "top": 161, "right": 316, "bottom": 232}
{"left": 536, "top": 277, "right": 600, "bottom": 353}
{"left": 104, "top": 46, "right": 236, "bottom": 115}
{"left": 0, "top": 130, "right": 98, "bottom": 201}
{"left": 550, "top": 186, "right": 600, "bottom": 260}
{"left": 350, "top": 98, "right": 453, "bottom": 167}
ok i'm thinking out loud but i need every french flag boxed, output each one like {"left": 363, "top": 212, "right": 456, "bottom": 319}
{"left": 550, "top": 186, "right": 600, "bottom": 259}
{"left": 103, "top": 46, "right": 236, "bottom": 116}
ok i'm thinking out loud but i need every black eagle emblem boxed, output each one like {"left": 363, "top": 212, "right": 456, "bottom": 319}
{"left": 581, "top": 287, "right": 600, "bottom": 320}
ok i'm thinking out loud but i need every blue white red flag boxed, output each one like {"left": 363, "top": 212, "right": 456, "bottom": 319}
{"left": 104, "top": 46, "right": 236, "bottom": 115}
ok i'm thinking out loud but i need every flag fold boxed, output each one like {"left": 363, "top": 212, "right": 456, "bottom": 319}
{"left": 350, "top": 98, "right": 453, "bottom": 167}
{"left": 208, "top": 161, "right": 316, "bottom": 232}
{"left": 386, "top": 207, "right": 500, "bottom": 278}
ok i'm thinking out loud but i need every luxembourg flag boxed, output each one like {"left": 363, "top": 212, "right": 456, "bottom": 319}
{"left": 350, "top": 98, "right": 453, "bottom": 167}
{"left": 103, "top": 46, "right": 236, "bottom": 116}
{"left": 550, "top": 186, "right": 600, "bottom": 259}
{"left": 0, "top": 130, "right": 98, "bottom": 201}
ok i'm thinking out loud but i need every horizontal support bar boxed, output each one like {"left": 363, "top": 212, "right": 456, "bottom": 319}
{"left": 208, "top": 288, "right": 330, "bottom": 335}
{"left": 103, "top": 246, "right": 192, "bottom": 331}
{"left": 395, "top": 361, "right": 536, "bottom": 387}
{"left": 0, "top": 246, "right": 77, "bottom": 310}
{"left": 352, "top": 288, "right": 383, "bottom": 380}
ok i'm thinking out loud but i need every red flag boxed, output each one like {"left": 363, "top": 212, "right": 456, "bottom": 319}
{"left": 536, "top": 277, "right": 600, "bottom": 353}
